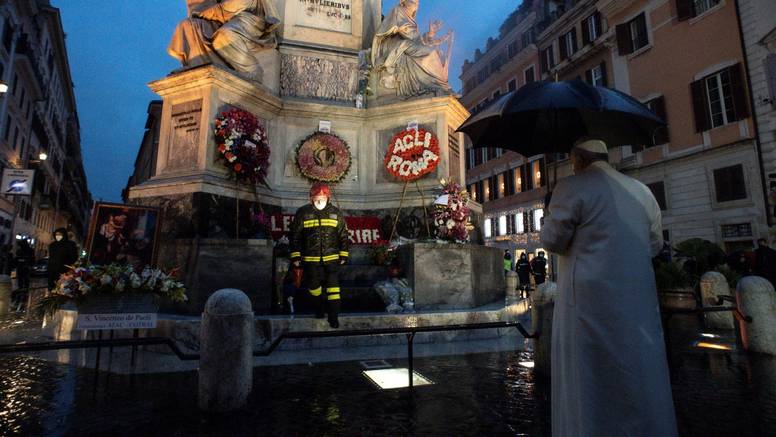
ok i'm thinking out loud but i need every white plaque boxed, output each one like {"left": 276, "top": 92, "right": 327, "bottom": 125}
{"left": 1, "top": 169, "right": 35, "bottom": 196}
{"left": 319, "top": 120, "right": 332, "bottom": 133}
{"left": 76, "top": 313, "right": 158, "bottom": 330}
{"left": 297, "top": 0, "right": 353, "bottom": 33}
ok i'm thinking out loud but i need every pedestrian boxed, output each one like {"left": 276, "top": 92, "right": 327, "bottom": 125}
{"left": 47, "top": 228, "right": 79, "bottom": 290}
{"left": 290, "top": 183, "right": 350, "bottom": 328}
{"left": 0, "top": 244, "right": 11, "bottom": 275}
{"left": 541, "top": 138, "right": 677, "bottom": 436}
{"left": 530, "top": 251, "right": 547, "bottom": 286}
{"left": 503, "top": 249, "right": 513, "bottom": 272}
{"left": 516, "top": 253, "right": 531, "bottom": 296}
{"left": 754, "top": 238, "right": 776, "bottom": 287}
{"left": 14, "top": 240, "right": 34, "bottom": 291}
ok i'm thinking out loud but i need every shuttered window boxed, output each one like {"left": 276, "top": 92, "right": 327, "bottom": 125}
{"left": 765, "top": 54, "right": 776, "bottom": 108}
{"left": 616, "top": 13, "right": 648, "bottom": 55}
{"left": 541, "top": 46, "right": 555, "bottom": 73}
{"left": 559, "top": 29, "right": 577, "bottom": 61}
{"left": 647, "top": 182, "right": 668, "bottom": 210}
{"left": 713, "top": 164, "right": 747, "bottom": 203}
{"left": 690, "top": 63, "right": 749, "bottom": 132}
{"left": 582, "top": 12, "right": 602, "bottom": 45}
{"left": 524, "top": 66, "right": 536, "bottom": 84}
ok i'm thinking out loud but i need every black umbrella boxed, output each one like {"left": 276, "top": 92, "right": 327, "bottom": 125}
{"left": 458, "top": 79, "right": 666, "bottom": 158}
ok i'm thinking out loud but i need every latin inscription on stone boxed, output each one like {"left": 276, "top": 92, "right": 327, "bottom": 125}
{"left": 167, "top": 99, "right": 202, "bottom": 172}
{"left": 297, "top": 0, "right": 353, "bottom": 34}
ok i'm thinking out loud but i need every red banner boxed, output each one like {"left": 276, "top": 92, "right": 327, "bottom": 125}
{"left": 269, "top": 214, "right": 385, "bottom": 245}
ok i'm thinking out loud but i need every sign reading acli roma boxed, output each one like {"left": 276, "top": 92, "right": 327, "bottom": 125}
{"left": 384, "top": 128, "right": 440, "bottom": 181}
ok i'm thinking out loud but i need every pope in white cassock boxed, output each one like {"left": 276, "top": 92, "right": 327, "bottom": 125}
{"left": 540, "top": 139, "right": 678, "bottom": 437}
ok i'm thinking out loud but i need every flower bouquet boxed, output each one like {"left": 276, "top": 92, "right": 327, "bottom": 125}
{"left": 214, "top": 108, "right": 271, "bottom": 187}
{"left": 432, "top": 181, "right": 472, "bottom": 243}
{"left": 296, "top": 132, "right": 352, "bottom": 183}
{"left": 38, "top": 264, "right": 188, "bottom": 317}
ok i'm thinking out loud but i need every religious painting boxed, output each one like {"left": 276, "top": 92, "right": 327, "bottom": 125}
{"left": 86, "top": 202, "right": 162, "bottom": 269}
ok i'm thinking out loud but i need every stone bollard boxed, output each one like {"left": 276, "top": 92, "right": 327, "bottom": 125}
{"left": 0, "top": 275, "right": 10, "bottom": 315}
{"left": 199, "top": 289, "right": 254, "bottom": 412}
{"left": 736, "top": 276, "right": 776, "bottom": 355}
{"left": 530, "top": 282, "right": 557, "bottom": 379}
{"left": 699, "top": 271, "right": 735, "bottom": 329}
{"left": 505, "top": 271, "right": 519, "bottom": 304}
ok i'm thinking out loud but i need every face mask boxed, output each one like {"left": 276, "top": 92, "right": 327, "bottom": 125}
{"left": 55, "top": 235, "right": 63, "bottom": 241}
{"left": 313, "top": 197, "right": 328, "bottom": 210}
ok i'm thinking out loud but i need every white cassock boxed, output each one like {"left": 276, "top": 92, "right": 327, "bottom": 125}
{"left": 540, "top": 161, "right": 678, "bottom": 437}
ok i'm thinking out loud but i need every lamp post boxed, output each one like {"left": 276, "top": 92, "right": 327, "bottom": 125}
{"left": 0, "top": 81, "right": 8, "bottom": 94}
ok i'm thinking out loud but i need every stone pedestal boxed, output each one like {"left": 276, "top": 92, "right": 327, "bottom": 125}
{"left": 736, "top": 276, "right": 776, "bottom": 355}
{"left": 531, "top": 282, "right": 557, "bottom": 380}
{"left": 699, "top": 271, "right": 735, "bottom": 329}
{"left": 128, "top": 65, "right": 468, "bottom": 213}
{"left": 396, "top": 243, "right": 505, "bottom": 310}
{"left": 157, "top": 238, "right": 273, "bottom": 315}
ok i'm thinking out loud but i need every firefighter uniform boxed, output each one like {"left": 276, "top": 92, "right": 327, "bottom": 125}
{"left": 531, "top": 254, "right": 547, "bottom": 285}
{"left": 290, "top": 202, "right": 349, "bottom": 327}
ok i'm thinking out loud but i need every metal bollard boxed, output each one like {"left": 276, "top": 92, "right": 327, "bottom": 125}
{"left": 736, "top": 276, "right": 776, "bottom": 355}
{"left": 0, "top": 275, "right": 10, "bottom": 315}
{"left": 199, "top": 289, "right": 254, "bottom": 412}
{"left": 530, "top": 282, "right": 557, "bottom": 379}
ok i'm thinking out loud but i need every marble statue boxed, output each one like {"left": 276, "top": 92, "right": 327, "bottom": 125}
{"left": 371, "top": 0, "right": 454, "bottom": 98}
{"left": 168, "top": 0, "right": 281, "bottom": 81}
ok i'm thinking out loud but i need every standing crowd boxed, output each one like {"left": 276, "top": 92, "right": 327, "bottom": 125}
{"left": 503, "top": 249, "right": 548, "bottom": 297}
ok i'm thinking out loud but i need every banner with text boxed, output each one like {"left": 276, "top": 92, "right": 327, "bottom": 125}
{"left": 270, "top": 214, "right": 385, "bottom": 245}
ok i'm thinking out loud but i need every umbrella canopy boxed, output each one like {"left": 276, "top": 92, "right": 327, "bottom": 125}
{"left": 457, "top": 79, "right": 666, "bottom": 157}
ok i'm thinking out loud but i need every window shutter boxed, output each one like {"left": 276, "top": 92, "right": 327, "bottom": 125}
{"left": 506, "top": 169, "right": 515, "bottom": 195}
{"left": 653, "top": 96, "right": 670, "bottom": 144}
{"left": 539, "top": 158, "right": 546, "bottom": 187}
{"left": 676, "top": 0, "right": 694, "bottom": 21}
{"left": 541, "top": 49, "right": 548, "bottom": 73}
{"left": 524, "top": 164, "right": 534, "bottom": 190}
{"left": 599, "top": 61, "right": 608, "bottom": 87}
{"left": 616, "top": 23, "right": 633, "bottom": 55}
{"left": 520, "top": 165, "right": 528, "bottom": 192}
{"left": 585, "top": 69, "right": 593, "bottom": 84}
{"left": 571, "top": 29, "right": 578, "bottom": 53}
{"left": 558, "top": 36, "right": 567, "bottom": 61}
{"left": 729, "top": 63, "right": 750, "bottom": 121}
{"left": 691, "top": 79, "right": 711, "bottom": 132}
{"left": 594, "top": 12, "right": 603, "bottom": 38}
{"left": 582, "top": 17, "right": 591, "bottom": 45}
{"left": 765, "top": 54, "right": 776, "bottom": 107}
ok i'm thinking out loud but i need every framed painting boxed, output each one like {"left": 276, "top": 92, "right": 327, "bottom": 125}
{"left": 85, "top": 202, "right": 162, "bottom": 268}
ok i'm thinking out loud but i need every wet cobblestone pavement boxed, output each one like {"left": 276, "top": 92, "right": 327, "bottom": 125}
{"left": 0, "top": 314, "right": 775, "bottom": 436}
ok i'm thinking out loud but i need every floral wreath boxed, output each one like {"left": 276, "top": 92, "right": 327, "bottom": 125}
{"left": 384, "top": 128, "right": 440, "bottom": 181}
{"left": 296, "top": 132, "right": 352, "bottom": 183}
{"left": 214, "top": 108, "right": 271, "bottom": 186}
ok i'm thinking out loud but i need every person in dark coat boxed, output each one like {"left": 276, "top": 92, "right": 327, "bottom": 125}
{"left": 754, "top": 238, "right": 776, "bottom": 286}
{"left": 47, "top": 228, "right": 78, "bottom": 290}
{"left": 531, "top": 251, "right": 548, "bottom": 286}
{"left": 516, "top": 253, "right": 532, "bottom": 297}
{"left": 14, "top": 240, "right": 34, "bottom": 290}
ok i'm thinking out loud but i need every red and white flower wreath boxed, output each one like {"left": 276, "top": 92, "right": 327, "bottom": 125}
{"left": 384, "top": 128, "right": 440, "bottom": 182}
{"left": 214, "top": 108, "right": 271, "bottom": 186}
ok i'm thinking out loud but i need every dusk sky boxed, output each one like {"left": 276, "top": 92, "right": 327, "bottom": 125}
{"left": 54, "top": 0, "right": 520, "bottom": 202}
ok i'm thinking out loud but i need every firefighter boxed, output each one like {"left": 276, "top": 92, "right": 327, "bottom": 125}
{"left": 290, "top": 183, "right": 349, "bottom": 328}
{"left": 516, "top": 252, "right": 532, "bottom": 298}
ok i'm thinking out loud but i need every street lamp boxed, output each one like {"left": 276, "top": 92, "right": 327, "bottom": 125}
{"left": 0, "top": 81, "right": 7, "bottom": 94}
{"left": 37, "top": 151, "right": 47, "bottom": 161}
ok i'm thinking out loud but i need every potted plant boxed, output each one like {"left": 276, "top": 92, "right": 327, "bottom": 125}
{"left": 654, "top": 261, "right": 696, "bottom": 310}
{"left": 38, "top": 263, "right": 188, "bottom": 317}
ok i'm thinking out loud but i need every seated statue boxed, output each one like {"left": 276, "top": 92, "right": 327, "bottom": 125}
{"left": 371, "top": 0, "right": 454, "bottom": 98}
{"left": 168, "top": 0, "right": 281, "bottom": 81}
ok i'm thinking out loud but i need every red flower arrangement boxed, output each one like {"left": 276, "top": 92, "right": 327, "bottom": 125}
{"left": 384, "top": 128, "right": 440, "bottom": 181}
{"left": 296, "top": 132, "right": 352, "bottom": 183}
{"left": 214, "top": 108, "right": 271, "bottom": 186}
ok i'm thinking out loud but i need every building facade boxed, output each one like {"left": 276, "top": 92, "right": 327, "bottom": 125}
{"left": 0, "top": 0, "right": 91, "bottom": 256}
{"left": 460, "top": 0, "right": 769, "bottom": 261}
{"left": 736, "top": 0, "right": 776, "bottom": 230}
